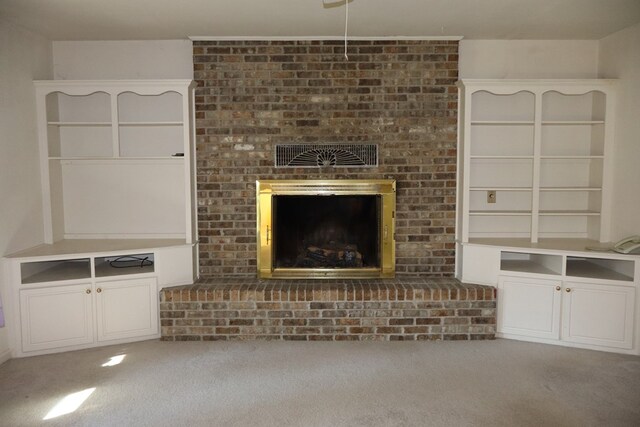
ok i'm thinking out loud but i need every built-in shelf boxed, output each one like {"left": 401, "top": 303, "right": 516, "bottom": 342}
{"left": 471, "top": 121, "right": 535, "bottom": 126}
{"left": 119, "top": 122, "right": 183, "bottom": 126}
{"left": 21, "top": 258, "right": 91, "bottom": 284}
{"left": 459, "top": 79, "right": 615, "bottom": 243}
{"left": 48, "top": 156, "right": 185, "bottom": 161}
{"left": 539, "top": 210, "right": 600, "bottom": 216}
{"left": 470, "top": 187, "right": 533, "bottom": 191}
{"left": 540, "top": 156, "right": 604, "bottom": 160}
{"left": 566, "top": 256, "right": 635, "bottom": 282}
{"left": 470, "top": 211, "right": 532, "bottom": 216}
{"left": 470, "top": 156, "right": 534, "bottom": 160}
{"left": 498, "top": 250, "right": 635, "bottom": 282}
{"left": 48, "top": 121, "right": 111, "bottom": 127}
{"left": 500, "top": 260, "right": 558, "bottom": 276}
{"left": 539, "top": 187, "right": 602, "bottom": 192}
{"left": 500, "top": 251, "right": 563, "bottom": 276}
{"left": 6, "top": 238, "right": 188, "bottom": 258}
{"left": 95, "top": 253, "right": 155, "bottom": 278}
{"left": 541, "top": 121, "right": 605, "bottom": 125}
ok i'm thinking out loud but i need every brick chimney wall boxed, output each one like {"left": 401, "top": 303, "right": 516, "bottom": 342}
{"left": 193, "top": 40, "right": 459, "bottom": 277}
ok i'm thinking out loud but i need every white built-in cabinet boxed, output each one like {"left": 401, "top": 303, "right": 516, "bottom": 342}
{"left": 457, "top": 79, "right": 639, "bottom": 355}
{"left": 19, "top": 276, "right": 158, "bottom": 353}
{"left": 7, "top": 249, "right": 170, "bottom": 357}
{"left": 457, "top": 79, "right": 615, "bottom": 242}
{"left": 496, "top": 250, "right": 637, "bottom": 352}
{"left": 3, "top": 80, "right": 198, "bottom": 358}
{"left": 34, "top": 80, "right": 197, "bottom": 242}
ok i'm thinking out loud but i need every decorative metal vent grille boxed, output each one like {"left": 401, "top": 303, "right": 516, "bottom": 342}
{"left": 275, "top": 144, "right": 378, "bottom": 168}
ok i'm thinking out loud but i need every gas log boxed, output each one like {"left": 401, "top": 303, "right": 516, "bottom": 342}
{"left": 296, "top": 243, "right": 363, "bottom": 268}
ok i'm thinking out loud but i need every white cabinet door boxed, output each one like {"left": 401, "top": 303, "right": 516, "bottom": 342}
{"left": 498, "top": 276, "right": 562, "bottom": 340}
{"left": 20, "top": 283, "right": 94, "bottom": 352}
{"left": 562, "top": 282, "right": 635, "bottom": 349}
{"left": 95, "top": 277, "right": 158, "bottom": 342}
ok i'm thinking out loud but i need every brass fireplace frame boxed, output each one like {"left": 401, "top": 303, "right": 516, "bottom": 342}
{"left": 256, "top": 179, "right": 396, "bottom": 279}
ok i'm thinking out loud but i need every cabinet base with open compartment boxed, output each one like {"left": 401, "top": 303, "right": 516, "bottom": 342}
{"left": 458, "top": 239, "right": 639, "bottom": 354}
{"left": 3, "top": 239, "right": 197, "bottom": 357}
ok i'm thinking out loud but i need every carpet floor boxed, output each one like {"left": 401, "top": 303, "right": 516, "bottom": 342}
{"left": 0, "top": 339, "right": 639, "bottom": 426}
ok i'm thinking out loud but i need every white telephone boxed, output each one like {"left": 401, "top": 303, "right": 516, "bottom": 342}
{"left": 613, "top": 235, "right": 640, "bottom": 254}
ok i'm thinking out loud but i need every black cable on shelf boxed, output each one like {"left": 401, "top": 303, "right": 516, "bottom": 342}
{"left": 109, "top": 255, "right": 154, "bottom": 269}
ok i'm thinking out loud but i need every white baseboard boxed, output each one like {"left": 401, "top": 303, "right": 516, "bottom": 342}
{"left": 0, "top": 348, "right": 11, "bottom": 365}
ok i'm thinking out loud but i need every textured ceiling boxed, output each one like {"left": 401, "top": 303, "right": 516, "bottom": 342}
{"left": 1, "top": 0, "right": 639, "bottom": 41}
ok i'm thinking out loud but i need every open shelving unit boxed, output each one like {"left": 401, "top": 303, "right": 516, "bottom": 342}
{"left": 458, "top": 79, "right": 615, "bottom": 243}
{"left": 34, "top": 80, "right": 197, "bottom": 243}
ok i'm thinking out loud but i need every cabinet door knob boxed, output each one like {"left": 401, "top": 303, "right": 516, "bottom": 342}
{"left": 555, "top": 286, "right": 561, "bottom": 291}
{"left": 86, "top": 289, "right": 91, "bottom": 294}
{"left": 565, "top": 288, "right": 571, "bottom": 293}
{"left": 97, "top": 288, "right": 102, "bottom": 293}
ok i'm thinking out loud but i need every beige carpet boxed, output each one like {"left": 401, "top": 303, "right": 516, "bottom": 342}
{"left": 0, "top": 339, "right": 639, "bottom": 426}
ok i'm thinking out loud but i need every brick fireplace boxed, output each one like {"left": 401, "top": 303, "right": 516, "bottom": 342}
{"left": 159, "top": 39, "right": 497, "bottom": 341}
{"left": 193, "top": 40, "right": 459, "bottom": 277}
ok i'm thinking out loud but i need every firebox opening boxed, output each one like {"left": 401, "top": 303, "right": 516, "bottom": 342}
{"left": 273, "top": 195, "right": 381, "bottom": 269}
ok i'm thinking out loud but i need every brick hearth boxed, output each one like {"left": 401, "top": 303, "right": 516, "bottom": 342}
{"left": 160, "top": 279, "right": 496, "bottom": 341}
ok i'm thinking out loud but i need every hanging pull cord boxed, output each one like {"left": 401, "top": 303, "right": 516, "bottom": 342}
{"left": 344, "top": 0, "right": 349, "bottom": 60}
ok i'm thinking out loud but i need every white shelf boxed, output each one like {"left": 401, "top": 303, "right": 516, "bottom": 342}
{"left": 48, "top": 121, "right": 111, "bottom": 127}
{"left": 470, "top": 156, "right": 534, "bottom": 160}
{"left": 566, "top": 257, "right": 634, "bottom": 282}
{"left": 540, "top": 156, "right": 604, "bottom": 160}
{"left": 95, "top": 253, "right": 155, "bottom": 278}
{"left": 542, "top": 121, "right": 605, "bottom": 125}
{"left": 119, "top": 121, "right": 183, "bottom": 126}
{"left": 539, "top": 187, "right": 602, "bottom": 192}
{"left": 471, "top": 121, "right": 534, "bottom": 126}
{"left": 470, "top": 211, "right": 532, "bottom": 216}
{"left": 500, "top": 251, "right": 563, "bottom": 276}
{"left": 21, "top": 259, "right": 91, "bottom": 284}
{"left": 539, "top": 210, "right": 600, "bottom": 216}
{"left": 500, "top": 260, "right": 560, "bottom": 276}
{"left": 48, "top": 156, "right": 184, "bottom": 161}
{"left": 6, "top": 238, "right": 188, "bottom": 259}
{"left": 470, "top": 187, "right": 533, "bottom": 191}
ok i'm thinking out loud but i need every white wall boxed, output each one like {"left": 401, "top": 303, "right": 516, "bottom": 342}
{"left": 55, "top": 39, "right": 601, "bottom": 81}
{"left": 0, "top": 20, "right": 53, "bottom": 361}
{"left": 53, "top": 40, "right": 193, "bottom": 79}
{"left": 598, "top": 23, "right": 640, "bottom": 240}
{"left": 459, "top": 40, "right": 599, "bottom": 78}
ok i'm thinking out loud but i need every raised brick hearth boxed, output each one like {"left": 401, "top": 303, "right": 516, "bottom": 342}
{"left": 160, "top": 279, "right": 496, "bottom": 341}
